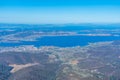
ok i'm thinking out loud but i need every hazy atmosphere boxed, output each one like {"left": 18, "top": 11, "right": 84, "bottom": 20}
{"left": 1, "top": 0, "right": 120, "bottom": 80}
{"left": 0, "top": 0, "right": 120, "bottom": 24}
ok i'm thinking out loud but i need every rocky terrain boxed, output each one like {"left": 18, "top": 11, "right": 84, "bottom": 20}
{"left": 0, "top": 24, "right": 120, "bottom": 80}
{"left": 0, "top": 41, "right": 120, "bottom": 80}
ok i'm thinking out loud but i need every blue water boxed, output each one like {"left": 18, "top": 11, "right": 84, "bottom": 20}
{"left": 0, "top": 36, "right": 120, "bottom": 47}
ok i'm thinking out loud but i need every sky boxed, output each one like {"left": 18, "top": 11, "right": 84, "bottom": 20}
{"left": 0, "top": 0, "right": 120, "bottom": 24}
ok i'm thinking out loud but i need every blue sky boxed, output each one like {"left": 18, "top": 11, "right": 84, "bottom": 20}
{"left": 0, "top": 0, "right": 120, "bottom": 24}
